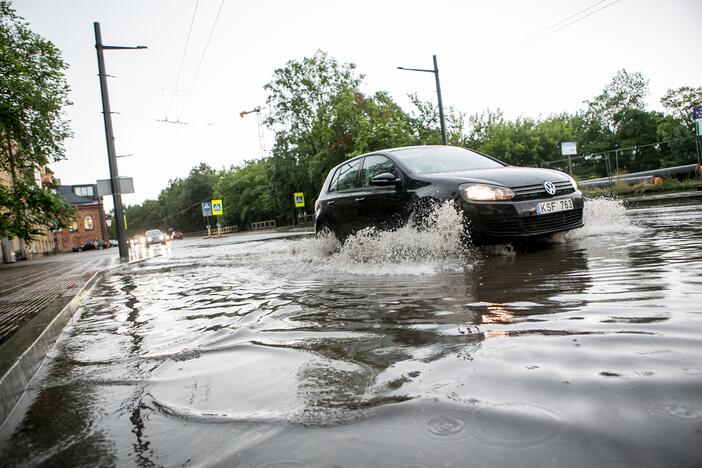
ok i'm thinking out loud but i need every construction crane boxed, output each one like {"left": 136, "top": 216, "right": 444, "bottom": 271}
{"left": 239, "top": 107, "right": 267, "bottom": 158}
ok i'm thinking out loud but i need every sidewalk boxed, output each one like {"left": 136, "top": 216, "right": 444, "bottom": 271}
{"left": 0, "top": 250, "right": 117, "bottom": 346}
{"left": 0, "top": 249, "right": 118, "bottom": 422}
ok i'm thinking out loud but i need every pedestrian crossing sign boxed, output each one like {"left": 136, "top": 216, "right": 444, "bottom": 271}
{"left": 294, "top": 192, "right": 305, "bottom": 208}
{"left": 201, "top": 201, "right": 212, "bottom": 217}
{"left": 212, "top": 199, "right": 223, "bottom": 216}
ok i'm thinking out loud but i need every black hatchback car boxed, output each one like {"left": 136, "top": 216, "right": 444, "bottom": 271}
{"left": 314, "top": 145, "right": 584, "bottom": 244}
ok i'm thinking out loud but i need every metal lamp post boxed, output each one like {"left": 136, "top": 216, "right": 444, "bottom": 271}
{"left": 398, "top": 54, "right": 448, "bottom": 145}
{"left": 94, "top": 22, "right": 146, "bottom": 262}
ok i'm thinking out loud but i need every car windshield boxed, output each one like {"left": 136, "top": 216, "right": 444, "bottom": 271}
{"left": 391, "top": 146, "right": 504, "bottom": 175}
{"left": 146, "top": 230, "right": 162, "bottom": 236}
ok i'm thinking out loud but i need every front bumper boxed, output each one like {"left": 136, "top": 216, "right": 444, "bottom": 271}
{"left": 460, "top": 191, "right": 585, "bottom": 238}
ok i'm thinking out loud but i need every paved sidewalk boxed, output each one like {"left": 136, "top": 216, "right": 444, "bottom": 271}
{"left": 0, "top": 250, "right": 118, "bottom": 376}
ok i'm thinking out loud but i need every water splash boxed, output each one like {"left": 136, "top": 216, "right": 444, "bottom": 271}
{"left": 339, "top": 201, "right": 469, "bottom": 264}
{"left": 553, "top": 197, "right": 643, "bottom": 241}
{"left": 287, "top": 201, "right": 471, "bottom": 276}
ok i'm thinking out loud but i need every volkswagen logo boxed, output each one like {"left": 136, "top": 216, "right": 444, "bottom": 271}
{"left": 543, "top": 181, "right": 557, "bottom": 196}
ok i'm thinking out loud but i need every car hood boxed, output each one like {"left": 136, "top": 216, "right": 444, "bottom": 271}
{"left": 416, "top": 166, "right": 571, "bottom": 188}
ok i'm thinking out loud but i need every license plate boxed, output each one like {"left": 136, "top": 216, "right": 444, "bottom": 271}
{"left": 536, "top": 198, "right": 574, "bottom": 215}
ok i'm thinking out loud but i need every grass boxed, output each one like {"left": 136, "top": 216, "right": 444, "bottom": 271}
{"left": 581, "top": 177, "right": 702, "bottom": 198}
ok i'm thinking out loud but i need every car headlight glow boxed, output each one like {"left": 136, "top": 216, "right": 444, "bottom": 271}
{"left": 460, "top": 184, "right": 515, "bottom": 201}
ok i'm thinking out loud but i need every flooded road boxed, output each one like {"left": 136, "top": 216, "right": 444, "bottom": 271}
{"left": 1, "top": 199, "right": 701, "bottom": 467}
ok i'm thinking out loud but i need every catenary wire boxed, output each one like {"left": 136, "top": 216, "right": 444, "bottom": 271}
{"left": 507, "top": 0, "right": 612, "bottom": 51}
{"left": 503, "top": 0, "right": 622, "bottom": 56}
{"left": 178, "top": 0, "right": 225, "bottom": 120}
{"left": 166, "top": 0, "right": 200, "bottom": 119}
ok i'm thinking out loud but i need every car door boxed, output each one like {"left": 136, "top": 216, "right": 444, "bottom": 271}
{"left": 355, "top": 155, "right": 405, "bottom": 231}
{"left": 323, "top": 158, "right": 362, "bottom": 237}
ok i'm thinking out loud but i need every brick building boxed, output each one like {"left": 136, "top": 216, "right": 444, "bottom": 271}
{"left": 55, "top": 184, "right": 109, "bottom": 252}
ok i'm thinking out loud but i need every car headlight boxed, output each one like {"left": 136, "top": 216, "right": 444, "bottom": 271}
{"left": 459, "top": 184, "right": 515, "bottom": 201}
{"left": 567, "top": 175, "right": 578, "bottom": 190}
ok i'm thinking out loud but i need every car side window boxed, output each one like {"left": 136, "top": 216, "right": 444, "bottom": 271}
{"left": 360, "top": 155, "right": 399, "bottom": 187}
{"left": 330, "top": 159, "right": 361, "bottom": 192}
{"left": 327, "top": 167, "right": 342, "bottom": 193}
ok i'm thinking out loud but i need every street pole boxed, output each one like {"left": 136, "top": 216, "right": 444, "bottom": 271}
{"left": 398, "top": 55, "right": 448, "bottom": 145}
{"left": 93, "top": 22, "right": 146, "bottom": 262}
{"left": 433, "top": 55, "right": 447, "bottom": 145}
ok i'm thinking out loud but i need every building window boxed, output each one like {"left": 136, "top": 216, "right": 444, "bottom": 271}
{"left": 73, "top": 186, "right": 94, "bottom": 197}
{"left": 69, "top": 221, "right": 78, "bottom": 232}
{"left": 84, "top": 215, "right": 94, "bottom": 231}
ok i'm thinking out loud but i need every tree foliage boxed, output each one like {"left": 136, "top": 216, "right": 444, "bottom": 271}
{"left": 660, "top": 86, "right": 702, "bottom": 128}
{"left": 215, "top": 159, "right": 277, "bottom": 227}
{"left": 0, "top": 1, "right": 74, "bottom": 241}
{"left": 584, "top": 69, "right": 649, "bottom": 132}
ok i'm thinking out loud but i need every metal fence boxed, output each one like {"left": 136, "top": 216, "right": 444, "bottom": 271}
{"left": 541, "top": 137, "right": 699, "bottom": 183}
{"left": 251, "top": 220, "right": 276, "bottom": 230}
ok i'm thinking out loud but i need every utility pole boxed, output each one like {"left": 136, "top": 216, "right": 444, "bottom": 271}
{"left": 398, "top": 54, "right": 448, "bottom": 145}
{"left": 94, "top": 22, "right": 146, "bottom": 262}
{"left": 432, "top": 55, "right": 447, "bottom": 146}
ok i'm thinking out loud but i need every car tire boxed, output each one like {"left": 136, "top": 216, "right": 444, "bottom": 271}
{"left": 316, "top": 221, "right": 339, "bottom": 242}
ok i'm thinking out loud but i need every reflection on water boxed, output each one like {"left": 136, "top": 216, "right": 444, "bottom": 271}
{"left": 1, "top": 200, "right": 702, "bottom": 467}
{"left": 129, "top": 241, "right": 172, "bottom": 262}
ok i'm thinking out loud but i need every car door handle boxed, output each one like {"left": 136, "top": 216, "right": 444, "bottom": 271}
{"left": 355, "top": 197, "right": 366, "bottom": 202}
{"left": 327, "top": 200, "right": 335, "bottom": 206}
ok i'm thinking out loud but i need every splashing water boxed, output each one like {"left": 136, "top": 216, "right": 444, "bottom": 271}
{"left": 286, "top": 201, "right": 471, "bottom": 276}
{"left": 339, "top": 201, "right": 469, "bottom": 264}
{"left": 554, "top": 197, "right": 644, "bottom": 241}
{"left": 287, "top": 197, "right": 642, "bottom": 275}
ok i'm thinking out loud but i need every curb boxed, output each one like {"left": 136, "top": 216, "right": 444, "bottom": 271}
{"left": 622, "top": 191, "right": 702, "bottom": 204}
{"left": 0, "top": 271, "right": 101, "bottom": 424}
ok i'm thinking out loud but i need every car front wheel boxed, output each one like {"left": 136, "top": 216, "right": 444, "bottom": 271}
{"left": 316, "top": 221, "right": 339, "bottom": 242}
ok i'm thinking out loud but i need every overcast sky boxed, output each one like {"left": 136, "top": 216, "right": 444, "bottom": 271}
{"left": 13, "top": 0, "right": 702, "bottom": 208}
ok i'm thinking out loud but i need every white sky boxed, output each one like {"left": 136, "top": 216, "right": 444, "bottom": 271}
{"left": 13, "top": 0, "right": 702, "bottom": 208}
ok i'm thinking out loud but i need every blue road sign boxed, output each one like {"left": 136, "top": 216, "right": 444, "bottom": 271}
{"left": 694, "top": 105, "right": 702, "bottom": 120}
{"left": 201, "top": 201, "right": 212, "bottom": 217}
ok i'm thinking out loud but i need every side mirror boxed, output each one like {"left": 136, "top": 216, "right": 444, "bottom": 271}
{"left": 370, "top": 172, "right": 400, "bottom": 186}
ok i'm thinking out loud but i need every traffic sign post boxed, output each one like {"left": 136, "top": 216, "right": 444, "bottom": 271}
{"left": 694, "top": 106, "right": 702, "bottom": 166}
{"left": 293, "top": 192, "right": 305, "bottom": 226}
{"left": 560, "top": 142, "right": 577, "bottom": 176}
{"left": 212, "top": 199, "right": 223, "bottom": 216}
{"left": 201, "top": 201, "right": 212, "bottom": 217}
{"left": 294, "top": 192, "right": 305, "bottom": 208}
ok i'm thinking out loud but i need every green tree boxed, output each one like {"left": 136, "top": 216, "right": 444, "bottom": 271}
{"left": 584, "top": 69, "right": 649, "bottom": 133}
{"left": 660, "top": 86, "right": 702, "bottom": 127}
{"left": 0, "top": 1, "right": 74, "bottom": 241}
{"left": 123, "top": 199, "right": 162, "bottom": 234}
{"left": 215, "top": 159, "right": 277, "bottom": 227}
{"left": 157, "top": 163, "right": 218, "bottom": 232}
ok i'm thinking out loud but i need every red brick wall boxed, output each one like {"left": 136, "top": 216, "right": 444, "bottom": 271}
{"left": 57, "top": 203, "right": 109, "bottom": 252}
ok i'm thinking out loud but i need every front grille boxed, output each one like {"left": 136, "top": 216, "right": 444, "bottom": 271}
{"left": 520, "top": 209, "right": 583, "bottom": 233}
{"left": 512, "top": 181, "right": 574, "bottom": 201}
{"left": 482, "top": 208, "right": 583, "bottom": 236}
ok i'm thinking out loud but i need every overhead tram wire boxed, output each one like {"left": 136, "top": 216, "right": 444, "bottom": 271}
{"left": 165, "top": 0, "right": 200, "bottom": 120}
{"left": 178, "top": 0, "right": 225, "bottom": 121}
{"left": 507, "top": 0, "right": 611, "bottom": 51}
{"left": 499, "top": 0, "right": 622, "bottom": 58}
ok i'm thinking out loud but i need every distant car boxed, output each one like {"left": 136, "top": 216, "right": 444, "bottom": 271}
{"left": 314, "top": 145, "right": 583, "bottom": 244}
{"left": 72, "top": 240, "right": 106, "bottom": 252}
{"left": 109, "top": 239, "right": 118, "bottom": 247}
{"left": 171, "top": 231, "right": 184, "bottom": 240}
{"left": 145, "top": 229, "right": 168, "bottom": 245}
